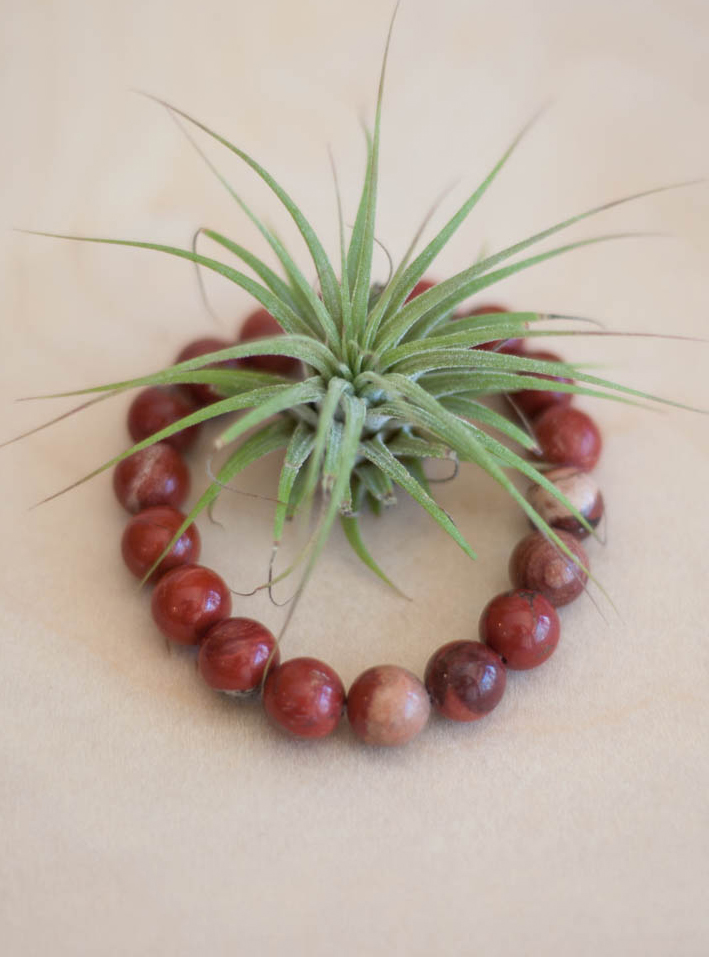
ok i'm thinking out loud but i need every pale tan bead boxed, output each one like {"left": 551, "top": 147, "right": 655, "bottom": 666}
{"left": 347, "top": 665, "right": 430, "bottom": 746}
{"left": 526, "top": 467, "right": 604, "bottom": 539}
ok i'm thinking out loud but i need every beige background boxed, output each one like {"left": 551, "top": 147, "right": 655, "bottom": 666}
{"left": 2, "top": 0, "right": 708, "bottom": 954}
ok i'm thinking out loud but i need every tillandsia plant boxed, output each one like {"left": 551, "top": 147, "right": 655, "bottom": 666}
{"left": 15, "top": 6, "right": 702, "bottom": 618}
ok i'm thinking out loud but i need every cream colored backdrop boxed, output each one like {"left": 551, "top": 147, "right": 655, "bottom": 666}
{"left": 2, "top": 0, "right": 708, "bottom": 954}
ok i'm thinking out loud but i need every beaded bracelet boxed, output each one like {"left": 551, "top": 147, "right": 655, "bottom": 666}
{"left": 112, "top": 297, "right": 605, "bottom": 747}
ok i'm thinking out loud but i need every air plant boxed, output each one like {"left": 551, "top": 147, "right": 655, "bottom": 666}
{"left": 15, "top": 6, "right": 701, "bottom": 616}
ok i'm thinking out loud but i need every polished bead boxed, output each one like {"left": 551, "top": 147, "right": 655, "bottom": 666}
{"left": 237, "top": 308, "right": 300, "bottom": 376}
{"left": 464, "top": 303, "right": 524, "bottom": 354}
{"left": 526, "top": 466, "right": 604, "bottom": 539}
{"left": 175, "top": 337, "right": 239, "bottom": 406}
{"left": 199, "top": 618, "right": 279, "bottom": 695}
{"left": 263, "top": 657, "right": 345, "bottom": 739}
{"left": 424, "top": 640, "right": 506, "bottom": 722}
{"left": 512, "top": 349, "right": 573, "bottom": 417}
{"left": 347, "top": 665, "right": 430, "bottom": 746}
{"left": 479, "top": 590, "right": 560, "bottom": 670}
{"left": 534, "top": 405, "right": 602, "bottom": 471}
{"left": 113, "top": 443, "right": 190, "bottom": 514}
{"left": 127, "top": 386, "right": 199, "bottom": 452}
{"left": 151, "top": 564, "right": 232, "bottom": 645}
{"left": 509, "top": 530, "right": 589, "bottom": 606}
{"left": 120, "top": 506, "right": 200, "bottom": 582}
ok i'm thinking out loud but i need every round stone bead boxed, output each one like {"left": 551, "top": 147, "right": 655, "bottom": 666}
{"left": 121, "top": 506, "right": 200, "bottom": 582}
{"left": 465, "top": 303, "right": 524, "bottom": 354}
{"left": 237, "top": 308, "right": 300, "bottom": 377}
{"left": 151, "top": 564, "right": 232, "bottom": 645}
{"left": 127, "top": 385, "right": 199, "bottom": 452}
{"left": 534, "top": 405, "right": 602, "bottom": 471}
{"left": 424, "top": 640, "right": 506, "bottom": 722}
{"left": 512, "top": 349, "right": 573, "bottom": 417}
{"left": 479, "top": 590, "right": 560, "bottom": 670}
{"left": 198, "top": 618, "right": 279, "bottom": 695}
{"left": 175, "top": 336, "right": 239, "bottom": 406}
{"left": 510, "top": 530, "right": 589, "bottom": 606}
{"left": 526, "top": 466, "right": 604, "bottom": 539}
{"left": 346, "top": 665, "right": 430, "bottom": 747}
{"left": 263, "top": 657, "right": 345, "bottom": 739}
{"left": 113, "top": 443, "right": 190, "bottom": 514}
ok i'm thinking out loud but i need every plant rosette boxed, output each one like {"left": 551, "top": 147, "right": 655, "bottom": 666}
{"left": 10, "top": 7, "right": 704, "bottom": 747}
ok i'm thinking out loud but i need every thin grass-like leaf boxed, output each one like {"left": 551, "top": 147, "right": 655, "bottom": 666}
{"left": 385, "top": 433, "right": 454, "bottom": 460}
{"left": 361, "top": 435, "right": 476, "bottom": 560}
{"left": 21, "top": 229, "right": 328, "bottom": 342}
{"left": 200, "top": 228, "right": 301, "bottom": 315}
{"left": 376, "top": 233, "right": 658, "bottom": 351}
{"left": 440, "top": 395, "right": 539, "bottom": 451}
{"left": 355, "top": 461, "right": 396, "bottom": 505}
{"left": 328, "top": 148, "right": 353, "bottom": 344}
{"left": 142, "top": 94, "right": 342, "bottom": 327}
{"left": 341, "top": 479, "right": 408, "bottom": 596}
{"left": 349, "top": 3, "right": 398, "bottom": 333}
{"left": 272, "top": 422, "right": 315, "bottom": 545}
{"left": 213, "top": 378, "right": 326, "bottom": 450}
{"left": 363, "top": 111, "right": 542, "bottom": 347}
{"left": 167, "top": 111, "right": 325, "bottom": 328}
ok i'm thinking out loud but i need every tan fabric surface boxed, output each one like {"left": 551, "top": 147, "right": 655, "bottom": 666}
{"left": 2, "top": 0, "right": 708, "bottom": 954}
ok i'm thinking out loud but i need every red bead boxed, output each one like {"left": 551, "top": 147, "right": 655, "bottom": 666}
{"left": 198, "top": 618, "right": 279, "bottom": 694}
{"left": 534, "top": 406, "right": 602, "bottom": 471}
{"left": 151, "top": 564, "right": 232, "bottom": 645}
{"left": 263, "top": 657, "right": 345, "bottom": 739}
{"left": 127, "top": 386, "right": 199, "bottom": 452}
{"left": 424, "top": 640, "right": 506, "bottom": 722}
{"left": 512, "top": 349, "right": 573, "bottom": 417}
{"left": 469, "top": 303, "right": 507, "bottom": 315}
{"left": 175, "top": 337, "right": 239, "bottom": 406}
{"left": 113, "top": 442, "right": 190, "bottom": 514}
{"left": 347, "top": 665, "right": 430, "bottom": 746}
{"left": 510, "top": 530, "right": 589, "bottom": 606}
{"left": 463, "top": 303, "right": 524, "bottom": 354}
{"left": 237, "top": 308, "right": 300, "bottom": 376}
{"left": 405, "top": 278, "right": 437, "bottom": 303}
{"left": 121, "top": 506, "right": 200, "bottom": 582}
{"left": 479, "top": 590, "right": 560, "bottom": 670}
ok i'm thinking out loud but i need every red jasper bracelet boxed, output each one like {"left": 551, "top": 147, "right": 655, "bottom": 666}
{"left": 114, "top": 307, "right": 604, "bottom": 747}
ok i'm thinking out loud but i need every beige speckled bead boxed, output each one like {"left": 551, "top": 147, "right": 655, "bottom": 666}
{"left": 347, "top": 665, "right": 431, "bottom": 746}
{"left": 526, "top": 467, "right": 604, "bottom": 539}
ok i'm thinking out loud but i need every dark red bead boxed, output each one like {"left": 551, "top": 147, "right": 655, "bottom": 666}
{"left": 127, "top": 386, "right": 199, "bottom": 452}
{"left": 151, "top": 564, "right": 232, "bottom": 645}
{"left": 424, "top": 640, "right": 506, "bottom": 722}
{"left": 121, "top": 506, "right": 200, "bottom": 582}
{"left": 347, "top": 665, "right": 430, "bottom": 746}
{"left": 479, "top": 590, "right": 560, "bottom": 670}
{"left": 175, "top": 337, "right": 239, "bottom": 406}
{"left": 263, "top": 657, "right": 345, "bottom": 739}
{"left": 113, "top": 443, "right": 190, "bottom": 514}
{"left": 405, "top": 278, "right": 437, "bottom": 303}
{"left": 534, "top": 406, "right": 602, "bottom": 471}
{"left": 463, "top": 303, "right": 524, "bottom": 354}
{"left": 237, "top": 308, "right": 300, "bottom": 376}
{"left": 510, "top": 530, "right": 589, "bottom": 606}
{"left": 198, "top": 618, "right": 279, "bottom": 694}
{"left": 512, "top": 349, "right": 573, "bottom": 417}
